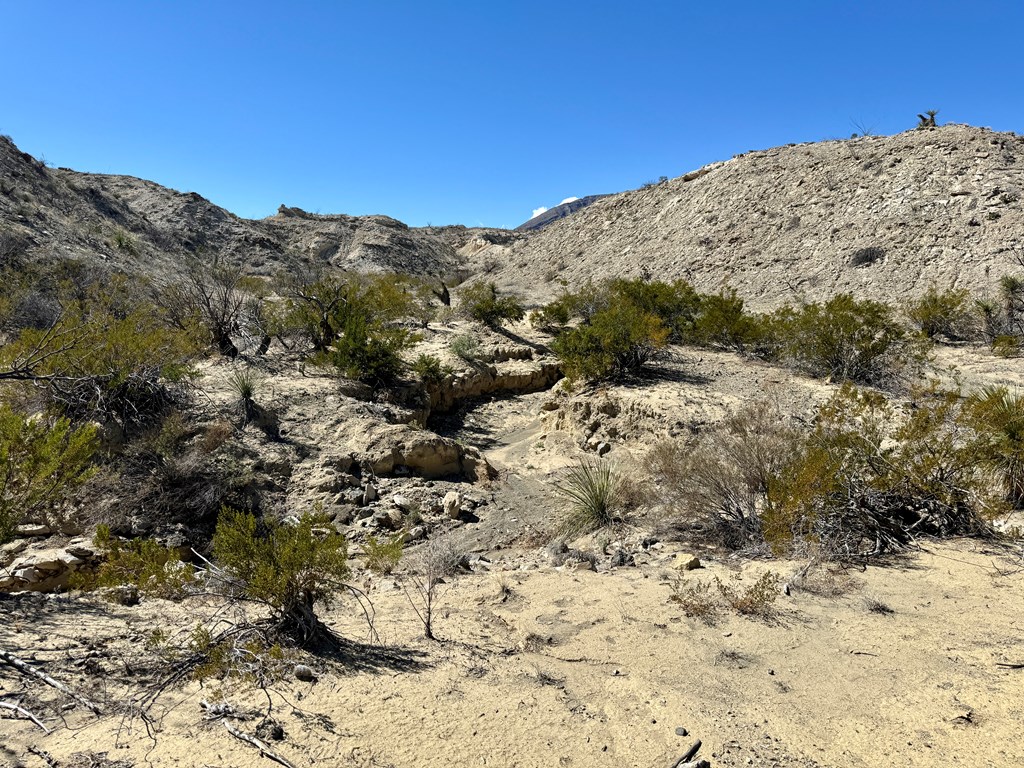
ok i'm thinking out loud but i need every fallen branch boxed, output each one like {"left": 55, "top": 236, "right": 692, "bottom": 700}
{"left": 27, "top": 746, "right": 60, "bottom": 768}
{"left": 996, "top": 662, "right": 1024, "bottom": 669}
{"left": 0, "top": 700, "right": 51, "bottom": 733}
{"left": 0, "top": 649, "right": 102, "bottom": 715}
{"left": 224, "top": 720, "right": 296, "bottom": 768}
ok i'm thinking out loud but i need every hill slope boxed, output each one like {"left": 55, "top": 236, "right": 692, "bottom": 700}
{"left": 477, "top": 124, "right": 1024, "bottom": 309}
{"left": 0, "top": 135, "right": 518, "bottom": 279}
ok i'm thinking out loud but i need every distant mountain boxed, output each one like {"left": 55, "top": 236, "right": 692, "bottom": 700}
{"left": 0, "top": 135, "right": 517, "bottom": 279}
{"left": 515, "top": 195, "right": 609, "bottom": 232}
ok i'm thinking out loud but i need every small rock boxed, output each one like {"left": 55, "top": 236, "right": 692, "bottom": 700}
{"left": 596, "top": 442, "right": 611, "bottom": 457}
{"left": 362, "top": 484, "right": 378, "bottom": 505}
{"left": 673, "top": 553, "right": 703, "bottom": 571}
{"left": 442, "top": 491, "right": 463, "bottom": 520}
{"left": 675, "top": 727, "right": 689, "bottom": 737}
{"left": 293, "top": 664, "right": 315, "bottom": 682}
{"left": 392, "top": 494, "right": 414, "bottom": 511}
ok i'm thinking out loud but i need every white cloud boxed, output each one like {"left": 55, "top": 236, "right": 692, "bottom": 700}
{"left": 559, "top": 196, "right": 580, "bottom": 205}
{"left": 531, "top": 206, "right": 548, "bottom": 219}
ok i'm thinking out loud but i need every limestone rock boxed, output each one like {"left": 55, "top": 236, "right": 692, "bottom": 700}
{"left": 673, "top": 553, "right": 703, "bottom": 571}
{"left": 442, "top": 491, "right": 463, "bottom": 519}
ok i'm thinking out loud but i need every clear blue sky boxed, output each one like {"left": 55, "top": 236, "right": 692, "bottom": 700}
{"left": 3, "top": 1, "right": 1021, "bottom": 229}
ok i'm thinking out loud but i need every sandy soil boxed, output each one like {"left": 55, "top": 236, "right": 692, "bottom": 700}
{"left": 2, "top": 539, "right": 1023, "bottom": 768}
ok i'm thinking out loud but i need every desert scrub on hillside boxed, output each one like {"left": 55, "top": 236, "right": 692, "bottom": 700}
{"left": 450, "top": 333, "right": 483, "bottom": 362}
{"left": 78, "top": 524, "right": 196, "bottom": 599}
{"left": 966, "top": 386, "right": 1024, "bottom": 507}
{"left": 0, "top": 404, "right": 97, "bottom": 543}
{"left": 458, "top": 281, "right": 525, "bottom": 328}
{"left": 760, "top": 294, "right": 927, "bottom": 389}
{"left": 411, "top": 353, "right": 453, "bottom": 384}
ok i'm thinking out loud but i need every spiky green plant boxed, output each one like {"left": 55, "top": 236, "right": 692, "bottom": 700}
{"left": 967, "top": 386, "right": 1024, "bottom": 507}
{"left": 553, "top": 460, "right": 620, "bottom": 537}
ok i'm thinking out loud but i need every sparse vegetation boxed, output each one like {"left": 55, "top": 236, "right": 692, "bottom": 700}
{"left": 450, "top": 333, "right": 483, "bottom": 362}
{"left": 715, "top": 572, "right": 781, "bottom": 617}
{"left": 363, "top": 531, "right": 405, "bottom": 575}
{"left": 669, "top": 578, "right": 720, "bottom": 623}
{"left": 908, "top": 285, "right": 978, "bottom": 340}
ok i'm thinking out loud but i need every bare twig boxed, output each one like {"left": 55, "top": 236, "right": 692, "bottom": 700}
{"left": 0, "top": 649, "right": 102, "bottom": 715}
{"left": 0, "top": 700, "right": 51, "bottom": 733}
{"left": 27, "top": 746, "right": 60, "bottom": 768}
{"left": 224, "top": 720, "right": 296, "bottom": 768}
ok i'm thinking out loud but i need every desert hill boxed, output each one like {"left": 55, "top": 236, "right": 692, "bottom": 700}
{"left": 475, "top": 124, "right": 1024, "bottom": 309}
{"left": 0, "top": 134, "right": 518, "bottom": 279}
{"left": 515, "top": 194, "right": 609, "bottom": 232}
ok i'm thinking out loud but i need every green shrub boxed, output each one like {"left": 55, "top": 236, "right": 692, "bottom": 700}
{"left": 83, "top": 525, "right": 195, "bottom": 599}
{"left": 363, "top": 531, "right": 405, "bottom": 575}
{"left": 316, "top": 314, "right": 414, "bottom": 385}
{"left": 458, "top": 282, "right": 525, "bottom": 327}
{"left": 552, "top": 300, "right": 668, "bottom": 381}
{"left": 553, "top": 460, "right": 620, "bottom": 537}
{"left": 690, "top": 289, "right": 766, "bottom": 350}
{"left": 0, "top": 284, "right": 200, "bottom": 427}
{"left": 992, "top": 335, "right": 1019, "bottom": 357}
{"left": 212, "top": 507, "right": 349, "bottom": 644}
{"left": 606, "top": 278, "right": 701, "bottom": 342}
{"left": 450, "top": 333, "right": 483, "bottom": 362}
{"left": 907, "top": 286, "right": 977, "bottom": 340}
{"left": 0, "top": 404, "right": 97, "bottom": 543}
{"left": 763, "top": 294, "right": 925, "bottom": 388}
{"left": 411, "top": 353, "right": 452, "bottom": 384}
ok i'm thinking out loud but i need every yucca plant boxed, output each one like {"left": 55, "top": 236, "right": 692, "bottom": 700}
{"left": 967, "top": 386, "right": 1024, "bottom": 507}
{"left": 553, "top": 459, "right": 620, "bottom": 537}
{"left": 226, "top": 367, "right": 262, "bottom": 424}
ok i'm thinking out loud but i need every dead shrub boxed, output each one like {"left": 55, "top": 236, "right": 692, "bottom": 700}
{"left": 715, "top": 571, "right": 781, "bottom": 617}
{"left": 669, "top": 579, "right": 720, "bottom": 624}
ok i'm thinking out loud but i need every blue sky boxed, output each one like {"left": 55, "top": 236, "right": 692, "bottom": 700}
{"left": 3, "top": 1, "right": 1021, "bottom": 228}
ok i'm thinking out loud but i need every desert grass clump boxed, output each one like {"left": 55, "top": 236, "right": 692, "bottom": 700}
{"left": 553, "top": 459, "right": 621, "bottom": 537}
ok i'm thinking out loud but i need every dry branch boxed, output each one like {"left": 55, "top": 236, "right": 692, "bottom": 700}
{"left": 0, "top": 649, "right": 103, "bottom": 715}
{"left": 224, "top": 720, "right": 296, "bottom": 768}
{"left": 0, "top": 700, "right": 51, "bottom": 733}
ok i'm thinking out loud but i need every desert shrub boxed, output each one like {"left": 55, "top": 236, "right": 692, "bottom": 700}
{"left": 212, "top": 507, "right": 350, "bottom": 644}
{"left": 764, "top": 384, "right": 995, "bottom": 558}
{"left": 403, "top": 533, "right": 462, "bottom": 640}
{"left": 0, "top": 404, "right": 97, "bottom": 543}
{"left": 715, "top": 572, "right": 781, "bottom": 617}
{"left": 650, "top": 401, "right": 800, "bottom": 550}
{"left": 363, "top": 531, "right": 405, "bottom": 575}
{"left": 689, "top": 289, "right": 766, "bottom": 350}
{"left": 458, "top": 282, "right": 525, "bottom": 327}
{"left": 991, "top": 334, "right": 1019, "bottom": 357}
{"left": 849, "top": 246, "right": 884, "bottom": 266}
{"left": 83, "top": 525, "right": 195, "bottom": 599}
{"left": 411, "top": 353, "right": 452, "bottom": 384}
{"left": 450, "top": 333, "right": 483, "bottom": 362}
{"left": 762, "top": 294, "right": 925, "bottom": 388}
{"left": 552, "top": 300, "right": 668, "bottom": 381}
{"left": 0, "top": 284, "right": 200, "bottom": 429}
{"left": 157, "top": 259, "right": 252, "bottom": 357}
{"left": 669, "top": 579, "right": 720, "bottom": 624}
{"left": 316, "top": 315, "right": 414, "bottom": 385}
{"left": 966, "top": 386, "right": 1024, "bottom": 507}
{"left": 606, "top": 278, "right": 701, "bottom": 342}
{"left": 553, "top": 460, "right": 621, "bottom": 537}
{"left": 907, "top": 286, "right": 978, "bottom": 340}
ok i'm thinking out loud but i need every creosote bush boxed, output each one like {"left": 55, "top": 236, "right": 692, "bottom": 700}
{"left": 907, "top": 286, "right": 978, "bottom": 341}
{"left": 0, "top": 404, "right": 97, "bottom": 543}
{"left": 458, "top": 281, "right": 525, "bottom": 327}
{"left": 81, "top": 524, "right": 195, "bottom": 599}
{"left": 212, "top": 507, "right": 349, "bottom": 644}
{"left": 363, "top": 531, "right": 405, "bottom": 575}
{"left": 762, "top": 294, "right": 927, "bottom": 389}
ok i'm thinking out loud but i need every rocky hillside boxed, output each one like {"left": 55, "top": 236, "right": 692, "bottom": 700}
{"left": 476, "top": 124, "right": 1024, "bottom": 309}
{"left": 0, "top": 135, "right": 518, "bottom": 279}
